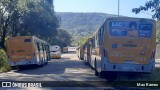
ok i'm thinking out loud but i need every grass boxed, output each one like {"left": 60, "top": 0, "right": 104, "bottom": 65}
{"left": 0, "top": 48, "right": 11, "bottom": 73}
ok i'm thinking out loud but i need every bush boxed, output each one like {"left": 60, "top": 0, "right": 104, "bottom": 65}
{"left": 0, "top": 48, "right": 11, "bottom": 73}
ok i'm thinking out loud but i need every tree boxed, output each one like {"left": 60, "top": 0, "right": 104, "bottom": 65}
{"left": 0, "top": 0, "right": 20, "bottom": 50}
{"left": 0, "top": 0, "right": 60, "bottom": 50}
{"left": 157, "top": 21, "right": 160, "bottom": 43}
{"left": 132, "top": 0, "right": 160, "bottom": 43}
{"left": 51, "top": 29, "right": 72, "bottom": 48}
{"left": 22, "top": 0, "right": 59, "bottom": 39}
{"left": 132, "top": 0, "right": 160, "bottom": 19}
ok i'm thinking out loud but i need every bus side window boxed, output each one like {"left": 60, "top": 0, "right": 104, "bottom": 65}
{"left": 95, "top": 36, "right": 97, "bottom": 47}
{"left": 45, "top": 45, "right": 48, "bottom": 53}
{"left": 101, "top": 26, "right": 104, "bottom": 44}
{"left": 48, "top": 45, "right": 50, "bottom": 52}
{"left": 92, "top": 37, "right": 95, "bottom": 48}
{"left": 40, "top": 43, "right": 43, "bottom": 51}
{"left": 36, "top": 42, "right": 40, "bottom": 52}
{"left": 96, "top": 34, "right": 99, "bottom": 47}
{"left": 45, "top": 44, "right": 47, "bottom": 51}
{"left": 45, "top": 45, "right": 47, "bottom": 52}
{"left": 45, "top": 45, "right": 47, "bottom": 51}
{"left": 83, "top": 45, "right": 85, "bottom": 50}
{"left": 98, "top": 29, "right": 101, "bottom": 45}
{"left": 42, "top": 44, "right": 44, "bottom": 52}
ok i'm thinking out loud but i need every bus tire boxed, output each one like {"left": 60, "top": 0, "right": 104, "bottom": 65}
{"left": 11, "top": 66, "right": 18, "bottom": 70}
{"left": 100, "top": 71, "right": 105, "bottom": 77}
{"left": 39, "top": 63, "right": 43, "bottom": 67}
{"left": 81, "top": 57, "right": 84, "bottom": 60}
{"left": 90, "top": 65, "right": 94, "bottom": 70}
{"left": 85, "top": 61, "right": 88, "bottom": 65}
{"left": 45, "top": 61, "right": 48, "bottom": 65}
{"left": 95, "top": 70, "right": 99, "bottom": 76}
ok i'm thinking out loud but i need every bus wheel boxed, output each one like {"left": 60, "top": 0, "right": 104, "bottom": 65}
{"left": 45, "top": 61, "right": 48, "bottom": 65}
{"left": 43, "top": 59, "right": 46, "bottom": 65}
{"left": 94, "top": 58, "right": 99, "bottom": 76}
{"left": 90, "top": 65, "right": 94, "bottom": 70}
{"left": 95, "top": 70, "right": 99, "bottom": 76}
{"left": 11, "top": 66, "right": 18, "bottom": 70}
{"left": 100, "top": 71, "right": 105, "bottom": 78}
{"left": 39, "top": 64, "right": 43, "bottom": 67}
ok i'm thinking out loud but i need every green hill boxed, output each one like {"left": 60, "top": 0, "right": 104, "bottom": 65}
{"left": 56, "top": 12, "right": 117, "bottom": 36}
{"left": 55, "top": 12, "right": 117, "bottom": 45}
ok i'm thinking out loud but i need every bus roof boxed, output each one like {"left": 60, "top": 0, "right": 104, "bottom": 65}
{"left": 7, "top": 36, "right": 49, "bottom": 45}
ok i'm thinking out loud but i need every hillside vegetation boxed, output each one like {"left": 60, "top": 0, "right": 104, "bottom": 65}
{"left": 57, "top": 12, "right": 108, "bottom": 36}
{"left": 56, "top": 12, "right": 117, "bottom": 45}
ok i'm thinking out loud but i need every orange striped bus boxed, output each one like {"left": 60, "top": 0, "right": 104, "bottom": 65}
{"left": 83, "top": 38, "right": 92, "bottom": 65}
{"left": 6, "top": 36, "right": 50, "bottom": 67}
{"left": 84, "top": 17, "right": 156, "bottom": 76}
{"left": 77, "top": 44, "right": 85, "bottom": 60}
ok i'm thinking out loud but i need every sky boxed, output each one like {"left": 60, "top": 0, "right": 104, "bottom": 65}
{"left": 54, "top": 0, "right": 153, "bottom": 18}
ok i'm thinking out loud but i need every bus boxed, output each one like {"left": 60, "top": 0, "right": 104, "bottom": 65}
{"left": 63, "top": 47, "right": 68, "bottom": 53}
{"left": 50, "top": 45, "right": 61, "bottom": 59}
{"left": 85, "top": 17, "right": 156, "bottom": 76}
{"left": 83, "top": 38, "right": 92, "bottom": 65}
{"left": 6, "top": 36, "right": 50, "bottom": 67}
{"left": 77, "top": 44, "right": 85, "bottom": 60}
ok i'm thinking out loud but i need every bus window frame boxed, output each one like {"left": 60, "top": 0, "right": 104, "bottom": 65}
{"left": 102, "top": 26, "right": 105, "bottom": 44}
{"left": 36, "top": 42, "right": 40, "bottom": 52}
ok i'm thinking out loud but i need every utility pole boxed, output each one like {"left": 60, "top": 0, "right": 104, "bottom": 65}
{"left": 118, "top": 0, "right": 120, "bottom": 16}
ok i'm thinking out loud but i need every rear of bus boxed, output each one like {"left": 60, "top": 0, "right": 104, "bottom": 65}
{"left": 7, "top": 36, "right": 36, "bottom": 66}
{"left": 50, "top": 45, "right": 61, "bottom": 59}
{"left": 80, "top": 45, "right": 85, "bottom": 60}
{"left": 102, "top": 17, "right": 156, "bottom": 73}
{"left": 79, "top": 44, "right": 84, "bottom": 60}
